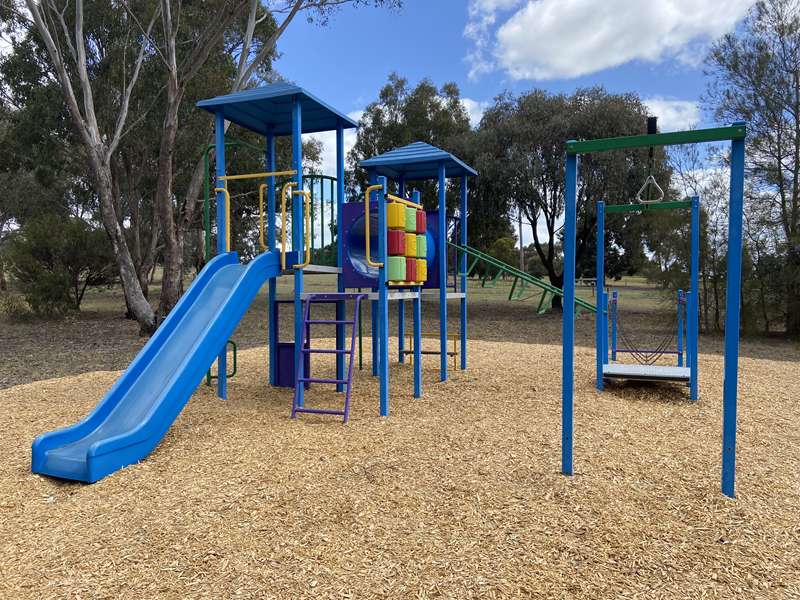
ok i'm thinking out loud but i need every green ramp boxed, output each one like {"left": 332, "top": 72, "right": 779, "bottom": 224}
{"left": 448, "top": 242, "right": 597, "bottom": 314}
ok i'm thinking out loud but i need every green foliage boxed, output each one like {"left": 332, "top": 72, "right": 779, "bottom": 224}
{"left": 6, "top": 215, "right": 117, "bottom": 315}
{"left": 488, "top": 236, "right": 518, "bottom": 268}
{"left": 347, "top": 73, "right": 472, "bottom": 210}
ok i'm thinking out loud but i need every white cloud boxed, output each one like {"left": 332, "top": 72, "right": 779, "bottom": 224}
{"left": 466, "top": 0, "right": 756, "bottom": 81}
{"left": 304, "top": 109, "right": 363, "bottom": 177}
{"left": 461, "top": 97, "right": 490, "bottom": 128}
{"left": 644, "top": 97, "right": 700, "bottom": 131}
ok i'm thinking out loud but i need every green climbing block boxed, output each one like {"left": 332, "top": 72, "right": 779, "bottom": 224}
{"left": 388, "top": 256, "right": 406, "bottom": 281}
{"left": 417, "top": 234, "right": 427, "bottom": 258}
{"left": 405, "top": 207, "right": 417, "bottom": 232}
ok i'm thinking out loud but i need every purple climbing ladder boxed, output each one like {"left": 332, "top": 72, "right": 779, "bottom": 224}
{"left": 291, "top": 293, "right": 367, "bottom": 423}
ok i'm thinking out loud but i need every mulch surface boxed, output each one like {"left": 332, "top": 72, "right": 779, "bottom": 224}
{"left": 1, "top": 338, "right": 799, "bottom": 599}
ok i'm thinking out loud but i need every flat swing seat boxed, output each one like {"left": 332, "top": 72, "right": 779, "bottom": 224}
{"left": 602, "top": 364, "right": 690, "bottom": 383}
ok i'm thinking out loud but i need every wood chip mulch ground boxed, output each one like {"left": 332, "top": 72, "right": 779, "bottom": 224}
{"left": 1, "top": 339, "right": 799, "bottom": 599}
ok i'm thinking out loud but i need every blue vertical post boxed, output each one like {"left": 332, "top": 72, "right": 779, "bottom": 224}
{"left": 398, "top": 176, "right": 406, "bottom": 364}
{"left": 460, "top": 176, "right": 468, "bottom": 370}
{"left": 266, "top": 129, "right": 277, "bottom": 386}
{"left": 595, "top": 201, "right": 605, "bottom": 390}
{"left": 335, "top": 122, "right": 346, "bottom": 392}
{"left": 377, "top": 176, "right": 389, "bottom": 416}
{"left": 214, "top": 111, "right": 227, "bottom": 400}
{"left": 562, "top": 151, "right": 578, "bottom": 476}
{"left": 438, "top": 161, "right": 448, "bottom": 381}
{"left": 368, "top": 170, "right": 379, "bottom": 377}
{"left": 413, "top": 287, "right": 422, "bottom": 398}
{"left": 292, "top": 97, "right": 305, "bottom": 408}
{"left": 611, "top": 290, "right": 618, "bottom": 361}
{"left": 677, "top": 289, "right": 684, "bottom": 367}
{"left": 690, "top": 196, "right": 700, "bottom": 402}
{"left": 722, "top": 129, "right": 746, "bottom": 497}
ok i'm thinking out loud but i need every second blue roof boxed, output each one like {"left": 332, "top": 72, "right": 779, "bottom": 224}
{"left": 359, "top": 142, "right": 478, "bottom": 180}
{"left": 197, "top": 83, "right": 359, "bottom": 136}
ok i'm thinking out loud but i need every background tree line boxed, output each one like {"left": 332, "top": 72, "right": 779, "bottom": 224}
{"left": 1, "top": 0, "right": 798, "bottom": 338}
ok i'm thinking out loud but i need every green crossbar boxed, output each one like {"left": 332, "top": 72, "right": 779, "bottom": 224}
{"left": 604, "top": 200, "right": 693, "bottom": 214}
{"left": 450, "top": 242, "right": 597, "bottom": 313}
{"left": 566, "top": 124, "right": 746, "bottom": 154}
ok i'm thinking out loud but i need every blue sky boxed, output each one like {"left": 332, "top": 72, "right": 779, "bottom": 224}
{"left": 276, "top": 0, "right": 757, "bottom": 139}
{"left": 276, "top": 0, "right": 756, "bottom": 243}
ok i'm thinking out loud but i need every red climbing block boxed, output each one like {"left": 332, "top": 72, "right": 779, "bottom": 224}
{"left": 388, "top": 229, "right": 405, "bottom": 256}
{"left": 405, "top": 256, "right": 417, "bottom": 282}
{"left": 416, "top": 210, "right": 427, "bottom": 234}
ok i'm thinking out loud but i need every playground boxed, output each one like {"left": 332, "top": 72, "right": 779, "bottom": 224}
{"left": 1, "top": 41, "right": 799, "bottom": 600}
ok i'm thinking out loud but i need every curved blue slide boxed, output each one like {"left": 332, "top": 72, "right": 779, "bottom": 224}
{"left": 31, "top": 250, "right": 290, "bottom": 483}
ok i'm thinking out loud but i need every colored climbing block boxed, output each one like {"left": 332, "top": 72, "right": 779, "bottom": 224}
{"left": 387, "top": 202, "right": 405, "bottom": 229}
{"left": 416, "top": 210, "right": 427, "bottom": 234}
{"left": 416, "top": 234, "right": 427, "bottom": 259}
{"left": 406, "top": 257, "right": 417, "bottom": 282}
{"left": 405, "top": 206, "right": 417, "bottom": 232}
{"left": 417, "top": 258, "right": 427, "bottom": 282}
{"left": 387, "top": 256, "right": 406, "bottom": 281}
{"left": 388, "top": 229, "right": 405, "bottom": 255}
{"left": 404, "top": 233, "right": 417, "bottom": 258}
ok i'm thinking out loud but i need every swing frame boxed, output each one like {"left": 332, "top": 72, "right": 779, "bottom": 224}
{"left": 561, "top": 122, "right": 747, "bottom": 498}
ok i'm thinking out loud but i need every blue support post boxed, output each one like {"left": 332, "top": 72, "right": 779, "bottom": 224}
{"left": 438, "top": 161, "right": 448, "bottom": 381}
{"left": 369, "top": 170, "right": 379, "bottom": 377}
{"left": 677, "top": 289, "right": 684, "bottom": 368}
{"left": 377, "top": 176, "right": 389, "bottom": 416}
{"left": 398, "top": 176, "right": 406, "bottom": 364}
{"left": 611, "top": 290, "right": 618, "bottom": 361}
{"left": 214, "top": 111, "right": 227, "bottom": 400}
{"left": 722, "top": 130, "right": 746, "bottom": 497}
{"left": 292, "top": 97, "right": 304, "bottom": 408}
{"left": 690, "top": 196, "right": 700, "bottom": 402}
{"left": 413, "top": 287, "right": 422, "bottom": 398}
{"left": 335, "top": 122, "right": 346, "bottom": 392}
{"left": 460, "top": 177, "right": 468, "bottom": 370}
{"left": 266, "top": 129, "right": 277, "bottom": 387}
{"left": 562, "top": 151, "right": 578, "bottom": 476}
{"left": 595, "top": 201, "right": 605, "bottom": 390}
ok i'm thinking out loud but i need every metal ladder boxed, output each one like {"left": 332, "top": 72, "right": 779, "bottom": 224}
{"left": 291, "top": 293, "right": 367, "bottom": 423}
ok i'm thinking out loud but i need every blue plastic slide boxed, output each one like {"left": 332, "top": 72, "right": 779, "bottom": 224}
{"left": 31, "top": 250, "right": 290, "bottom": 483}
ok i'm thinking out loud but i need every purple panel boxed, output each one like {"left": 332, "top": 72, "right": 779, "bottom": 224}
{"left": 342, "top": 203, "right": 442, "bottom": 289}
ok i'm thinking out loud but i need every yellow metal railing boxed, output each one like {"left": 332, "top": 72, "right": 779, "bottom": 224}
{"left": 386, "top": 193, "right": 423, "bottom": 210}
{"left": 280, "top": 181, "right": 298, "bottom": 269}
{"left": 292, "top": 189, "right": 312, "bottom": 269}
{"left": 218, "top": 170, "right": 297, "bottom": 182}
{"left": 214, "top": 186, "right": 232, "bottom": 252}
{"left": 364, "top": 183, "right": 384, "bottom": 268}
{"left": 215, "top": 170, "right": 297, "bottom": 254}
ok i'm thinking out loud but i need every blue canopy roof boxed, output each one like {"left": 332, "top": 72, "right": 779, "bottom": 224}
{"left": 359, "top": 142, "right": 478, "bottom": 180}
{"left": 197, "top": 83, "right": 359, "bottom": 136}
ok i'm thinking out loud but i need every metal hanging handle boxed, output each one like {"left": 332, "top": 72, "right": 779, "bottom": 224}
{"left": 636, "top": 175, "right": 664, "bottom": 204}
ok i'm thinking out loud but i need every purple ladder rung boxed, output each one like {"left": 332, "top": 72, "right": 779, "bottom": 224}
{"left": 293, "top": 407, "right": 346, "bottom": 416}
{"left": 299, "top": 377, "right": 348, "bottom": 384}
{"left": 307, "top": 319, "right": 352, "bottom": 325}
{"left": 302, "top": 348, "right": 349, "bottom": 354}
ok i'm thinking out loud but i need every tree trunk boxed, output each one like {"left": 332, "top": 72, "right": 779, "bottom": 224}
{"left": 786, "top": 244, "right": 800, "bottom": 337}
{"left": 0, "top": 257, "right": 7, "bottom": 291}
{"left": 155, "top": 75, "right": 184, "bottom": 320}
{"left": 93, "top": 156, "right": 157, "bottom": 333}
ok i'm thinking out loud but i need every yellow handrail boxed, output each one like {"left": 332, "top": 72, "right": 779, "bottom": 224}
{"left": 280, "top": 181, "right": 298, "bottom": 269}
{"left": 292, "top": 189, "right": 312, "bottom": 270}
{"left": 218, "top": 169, "right": 297, "bottom": 182}
{"left": 364, "top": 183, "right": 384, "bottom": 268}
{"left": 214, "top": 186, "right": 231, "bottom": 252}
{"left": 258, "top": 184, "right": 268, "bottom": 252}
{"left": 386, "top": 193, "right": 423, "bottom": 210}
